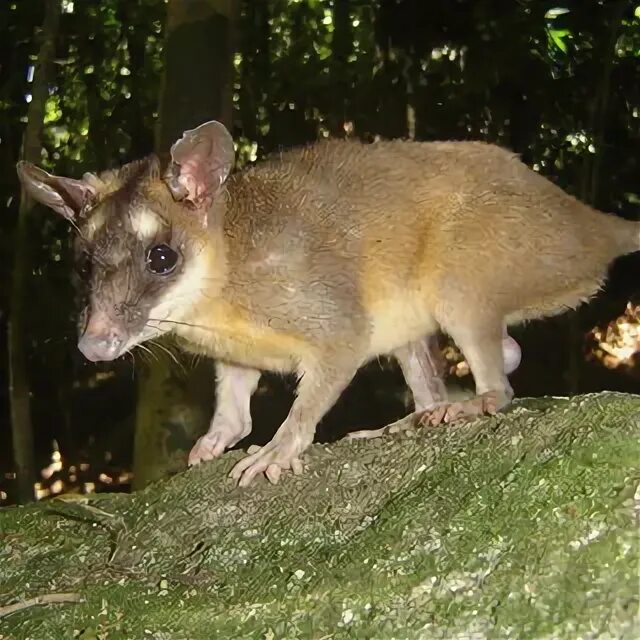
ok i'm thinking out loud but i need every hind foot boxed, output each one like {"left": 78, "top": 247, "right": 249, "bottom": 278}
{"left": 418, "top": 391, "right": 502, "bottom": 427}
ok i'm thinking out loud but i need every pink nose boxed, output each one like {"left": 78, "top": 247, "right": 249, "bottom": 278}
{"left": 78, "top": 312, "right": 126, "bottom": 362}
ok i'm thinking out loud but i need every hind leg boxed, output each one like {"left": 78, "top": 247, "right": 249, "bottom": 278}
{"left": 394, "top": 334, "right": 448, "bottom": 411}
{"left": 349, "top": 321, "right": 522, "bottom": 440}
{"left": 393, "top": 328, "right": 518, "bottom": 413}
{"left": 348, "top": 335, "right": 448, "bottom": 440}
{"left": 420, "top": 313, "right": 514, "bottom": 426}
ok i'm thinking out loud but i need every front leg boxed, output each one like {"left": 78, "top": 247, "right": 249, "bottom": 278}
{"left": 230, "top": 356, "right": 359, "bottom": 487}
{"left": 189, "top": 361, "right": 261, "bottom": 465}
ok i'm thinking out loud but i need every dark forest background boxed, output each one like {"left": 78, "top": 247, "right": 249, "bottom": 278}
{"left": 1, "top": 0, "right": 638, "bottom": 506}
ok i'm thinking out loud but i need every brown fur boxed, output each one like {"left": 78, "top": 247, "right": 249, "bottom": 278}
{"left": 17, "top": 129, "right": 639, "bottom": 487}
{"left": 173, "top": 139, "right": 636, "bottom": 365}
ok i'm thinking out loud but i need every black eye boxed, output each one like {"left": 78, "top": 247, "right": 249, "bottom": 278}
{"left": 75, "top": 250, "right": 92, "bottom": 281}
{"left": 146, "top": 244, "right": 179, "bottom": 275}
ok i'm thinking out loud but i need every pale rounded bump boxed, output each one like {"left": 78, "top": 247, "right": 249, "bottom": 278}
{"left": 291, "top": 458, "right": 304, "bottom": 475}
{"left": 247, "top": 444, "right": 262, "bottom": 455}
{"left": 502, "top": 333, "right": 522, "bottom": 375}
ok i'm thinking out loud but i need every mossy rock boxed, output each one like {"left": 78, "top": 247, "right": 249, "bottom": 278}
{"left": 1, "top": 392, "right": 639, "bottom": 639}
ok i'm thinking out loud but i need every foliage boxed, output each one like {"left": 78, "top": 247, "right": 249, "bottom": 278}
{"left": 0, "top": 0, "right": 639, "bottom": 503}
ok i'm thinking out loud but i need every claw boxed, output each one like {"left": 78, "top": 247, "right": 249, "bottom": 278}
{"left": 419, "top": 391, "right": 499, "bottom": 427}
{"left": 188, "top": 433, "right": 226, "bottom": 466}
{"left": 419, "top": 404, "right": 448, "bottom": 427}
{"left": 230, "top": 438, "right": 305, "bottom": 487}
{"left": 265, "top": 464, "right": 281, "bottom": 484}
{"left": 189, "top": 421, "right": 249, "bottom": 466}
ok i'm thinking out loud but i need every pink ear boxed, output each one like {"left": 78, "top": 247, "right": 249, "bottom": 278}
{"left": 16, "top": 161, "right": 97, "bottom": 221}
{"left": 164, "top": 120, "right": 235, "bottom": 210}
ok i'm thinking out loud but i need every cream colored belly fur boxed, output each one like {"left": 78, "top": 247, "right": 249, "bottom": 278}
{"left": 366, "top": 292, "right": 439, "bottom": 357}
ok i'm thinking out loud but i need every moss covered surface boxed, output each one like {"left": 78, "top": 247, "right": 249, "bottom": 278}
{"left": 1, "top": 392, "right": 639, "bottom": 639}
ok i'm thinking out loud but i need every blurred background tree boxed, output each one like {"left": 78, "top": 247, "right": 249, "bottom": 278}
{"left": 8, "top": 0, "right": 61, "bottom": 504}
{"left": 0, "top": 0, "right": 638, "bottom": 504}
{"left": 133, "top": 0, "right": 238, "bottom": 490}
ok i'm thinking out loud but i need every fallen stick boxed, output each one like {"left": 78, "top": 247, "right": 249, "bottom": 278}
{"left": 0, "top": 592, "right": 84, "bottom": 619}
{"left": 348, "top": 410, "right": 419, "bottom": 440}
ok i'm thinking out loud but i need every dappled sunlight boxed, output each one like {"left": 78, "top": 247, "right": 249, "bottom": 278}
{"left": 1, "top": 444, "right": 133, "bottom": 505}
{"left": 587, "top": 302, "right": 640, "bottom": 370}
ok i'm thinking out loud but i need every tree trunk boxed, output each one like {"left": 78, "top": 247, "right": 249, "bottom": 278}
{"left": 328, "top": 0, "right": 352, "bottom": 136}
{"left": 9, "top": 0, "right": 61, "bottom": 504}
{"left": 132, "top": 0, "right": 237, "bottom": 490}
{"left": 155, "top": 0, "right": 236, "bottom": 151}
{"left": 238, "top": 0, "right": 271, "bottom": 147}
{"left": 567, "top": 1, "right": 627, "bottom": 396}
{"left": 78, "top": 3, "right": 112, "bottom": 170}
{"left": 2, "top": 393, "right": 639, "bottom": 637}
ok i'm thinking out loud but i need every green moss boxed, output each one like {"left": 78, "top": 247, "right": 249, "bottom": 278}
{"left": 2, "top": 392, "right": 639, "bottom": 639}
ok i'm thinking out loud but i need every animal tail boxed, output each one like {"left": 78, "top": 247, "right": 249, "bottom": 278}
{"left": 609, "top": 214, "right": 640, "bottom": 257}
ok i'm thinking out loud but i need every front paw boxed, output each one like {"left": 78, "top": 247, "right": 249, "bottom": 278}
{"left": 188, "top": 421, "right": 249, "bottom": 466}
{"left": 229, "top": 438, "right": 304, "bottom": 487}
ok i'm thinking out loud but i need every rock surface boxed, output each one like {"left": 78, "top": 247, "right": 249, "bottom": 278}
{"left": 1, "top": 392, "right": 639, "bottom": 639}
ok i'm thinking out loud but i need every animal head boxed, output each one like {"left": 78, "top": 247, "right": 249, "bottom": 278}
{"left": 17, "top": 120, "right": 235, "bottom": 362}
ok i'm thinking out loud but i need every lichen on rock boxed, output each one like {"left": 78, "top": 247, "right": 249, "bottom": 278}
{"left": 1, "top": 392, "right": 639, "bottom": 639}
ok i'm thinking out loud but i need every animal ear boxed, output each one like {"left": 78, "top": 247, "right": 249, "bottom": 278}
{"left": 16, "top": 161, "right": 97, "bottom": 221}
{"left": 164, "top": 120, "right": 235, "bottom": 209}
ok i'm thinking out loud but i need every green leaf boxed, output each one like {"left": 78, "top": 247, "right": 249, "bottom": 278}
{"left": 545, "top": 7, "right": 570, "bottom": 20}
{"left": 548, "top": 28, "right": 570, "bottom": 53}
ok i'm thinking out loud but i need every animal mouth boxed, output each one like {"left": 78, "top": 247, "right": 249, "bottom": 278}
{"left": 78, "top": 329, "right": 128, "bottom": 362}
{"left": 77, "top": 309, "right": 130, "bottom": 362}
{"left": 77, "top": 319, "right": 167, "bottom": 362}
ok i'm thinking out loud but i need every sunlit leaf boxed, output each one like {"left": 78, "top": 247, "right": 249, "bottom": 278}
{"left": 548, "top": 27, "right": 570, "bottom": 53}
{"left": 44, "top": 95, "right": 62, "bottom": 124}
{"left": 545, "top": 7, "right": 570, "bottom": 20}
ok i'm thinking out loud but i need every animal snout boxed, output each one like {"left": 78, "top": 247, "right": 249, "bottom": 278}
{"left": 78, "top": 312, "right": 126, "bottom": 362}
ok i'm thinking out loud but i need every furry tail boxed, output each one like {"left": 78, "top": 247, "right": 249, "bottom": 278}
{"left": 610, "top": 215, "right": 640, "bottom": 257}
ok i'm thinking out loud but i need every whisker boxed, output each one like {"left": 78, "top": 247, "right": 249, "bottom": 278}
{"left": 147, "top": 317, "right": 217, "bottom": 333}
{"left": 69, "top": 218, "right": 85, "bottom": 238}
{"left": 136, "top": 342, "right": 159, "bottom": 363}
{"left": 150, "top": 338, "right": 186, "bottom": 374}
{"left": 130, "top": 348, "right": 145, "bottom": 365}
{"left": 40, "top": 335, "right": 72, "bottom": 345}
{"left": 124, "top": 350, "right": 137, "bottom": 378}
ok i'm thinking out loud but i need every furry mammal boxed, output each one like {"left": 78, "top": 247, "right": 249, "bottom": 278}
{"left": 17, "top": 121, "right": 637, "bottom": 486}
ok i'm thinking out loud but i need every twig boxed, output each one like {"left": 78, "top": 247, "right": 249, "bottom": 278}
{"left": 0, "top": 593, "right": 84, "bottom": 619}
{"left": 347, "top": 411, "right": 420, "bottom": 440}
